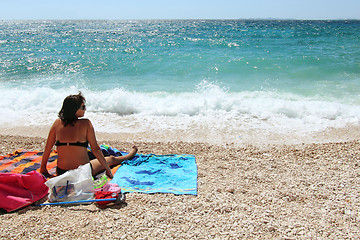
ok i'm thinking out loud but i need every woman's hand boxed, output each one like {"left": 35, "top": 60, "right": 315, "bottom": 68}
{"left": 40, "top": 169, "right": 53, "bottom": 178}
{"left": 106, "top": 170, "right": 114, "bottom": 179}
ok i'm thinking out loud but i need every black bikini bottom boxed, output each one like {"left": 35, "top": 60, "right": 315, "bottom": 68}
{"left": 56, "top": 163, "right": 93, "bottom": 176}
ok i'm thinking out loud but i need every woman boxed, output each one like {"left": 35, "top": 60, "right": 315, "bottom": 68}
{"left": 40, "top": 92, "right": 138, "bottom": 178}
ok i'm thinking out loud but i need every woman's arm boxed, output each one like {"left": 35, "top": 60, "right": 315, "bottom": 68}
{"left": 86, "top": 120, "right": 113, "bottom": 178}
{"left": 40, "top": 121, "right": 57, "bottom": 177}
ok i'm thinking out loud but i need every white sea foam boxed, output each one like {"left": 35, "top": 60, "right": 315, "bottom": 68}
{"left": 1, "top": 83, "right": 359, "bottom": 143}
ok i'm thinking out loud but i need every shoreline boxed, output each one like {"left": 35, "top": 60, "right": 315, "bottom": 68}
{"left": 0, "top": 122, "right": 360, "bottom": 150}
{"left": 1, "top": 131, "right": 360, "bottom": 238}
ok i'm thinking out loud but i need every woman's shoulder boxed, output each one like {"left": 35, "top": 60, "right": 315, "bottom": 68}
{"left": 78, "top": 118, "right": 90, "bottom": 123}
{"left": 78, "top": 118, "right": 92, "bottom": 127}
{"left": 53, "top": 118, "right": 62, "bottom": 126}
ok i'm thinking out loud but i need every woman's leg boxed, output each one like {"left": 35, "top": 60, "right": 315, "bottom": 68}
{"left": 90, "top": 146, "right": 138, "bottom": 177}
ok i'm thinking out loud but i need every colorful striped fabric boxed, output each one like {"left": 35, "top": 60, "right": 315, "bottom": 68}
{"left": 0, "top": 149, "right": 58, "bottom": 175}
{"left": 0, "top": 145, "right": 124, "bottom": 176}
{"left": 0, "top": 148, "right": 120, "bottom": 176}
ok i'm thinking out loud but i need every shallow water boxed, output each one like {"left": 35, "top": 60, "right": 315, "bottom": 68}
{"left": 1, "top": 20, "right": 359, "bottom": 144}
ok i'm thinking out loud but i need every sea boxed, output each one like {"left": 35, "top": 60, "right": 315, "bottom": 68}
{"left": 0, "top": 20, "right": 359, "bottom": 144}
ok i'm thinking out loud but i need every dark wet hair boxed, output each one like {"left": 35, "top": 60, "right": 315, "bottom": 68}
{"left": 58, "top": 92, "right": 85, "bottom": 126}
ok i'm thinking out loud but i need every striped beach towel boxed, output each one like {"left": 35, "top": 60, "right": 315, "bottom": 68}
{"left": 0, "top": 149, "right": 58, "bottom": 175}
{"left": 0, "top": 145, "right": 122, "bottom": 176}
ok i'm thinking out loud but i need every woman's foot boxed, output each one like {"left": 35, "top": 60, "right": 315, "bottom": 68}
{"left": 126, "top": 145, "right": 138, "bottom": 160}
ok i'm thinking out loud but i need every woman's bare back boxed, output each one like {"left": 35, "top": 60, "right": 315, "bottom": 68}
{"left": 53, "top": 118, "right": 91, "bottom": 170}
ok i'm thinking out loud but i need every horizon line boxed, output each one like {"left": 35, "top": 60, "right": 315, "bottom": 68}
{"left": 1, "top": 18, "right": 359, "bottom": 21}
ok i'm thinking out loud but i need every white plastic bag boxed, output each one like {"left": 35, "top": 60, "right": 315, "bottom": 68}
{"left": 45, "top": 163, "right": 94, "bottom": 202}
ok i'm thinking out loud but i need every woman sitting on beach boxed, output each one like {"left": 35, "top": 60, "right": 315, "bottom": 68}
{"left": 40, "top": 92, "right": 138, "bottom": 178}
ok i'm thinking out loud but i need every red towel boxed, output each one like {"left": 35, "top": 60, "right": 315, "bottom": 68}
{"left": 0, "top": 171, "right": 49, "bottom": 212}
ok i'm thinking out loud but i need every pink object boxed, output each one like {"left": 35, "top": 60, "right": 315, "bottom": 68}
{"left": 0, "top": 171, "right": 49, "bottom": 212}
{"left": 94, "top": 183, "right": 121, "bottom": 193}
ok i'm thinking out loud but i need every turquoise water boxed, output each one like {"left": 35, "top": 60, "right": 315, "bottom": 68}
{"left": 0, "top": 20, "right": 359, "bottom": 140}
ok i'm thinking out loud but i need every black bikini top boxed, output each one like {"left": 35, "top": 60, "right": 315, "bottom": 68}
{"left": 55, "top": 140, "right": 89, "bottom": 148}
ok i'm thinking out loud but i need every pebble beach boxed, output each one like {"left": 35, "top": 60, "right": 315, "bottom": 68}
{"left": 1, "top": 19, "right": 359, "bottom": 239}
{"left": 1, "top": 132, "right": 359, "bottom": 239}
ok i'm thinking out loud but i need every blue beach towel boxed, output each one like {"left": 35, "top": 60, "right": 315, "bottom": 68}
{"left": 111, "top": 153, "right": 197, "bottom": 195}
